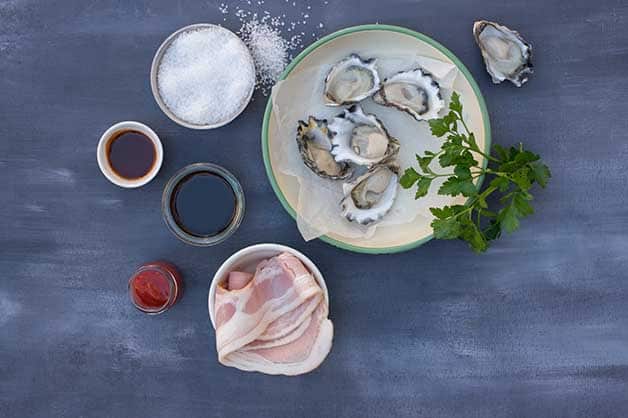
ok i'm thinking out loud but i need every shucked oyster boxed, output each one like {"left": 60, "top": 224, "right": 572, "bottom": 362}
{"left": 373, "top": 68, "right": 444, "bottom": 121}
{"left": 328, "top": 105, "right": 400, "bottom": 167}
{"left": 473, "top": 20, "right": 533, "bottom": 87}
{"left": 340, "top": 164, "right": 399, "bottom": 225}
{"left": 324, "top": 54, "right": 381, "bottom": 106}
{"left": 296, "top": 116, "right": 352, "bottom": 180}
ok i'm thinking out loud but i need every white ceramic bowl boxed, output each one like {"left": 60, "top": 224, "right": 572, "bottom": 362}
{"left": 208, "top": 243, "right": 329, "bottom": 329}
{"left": 96, "top": 121, "right": 163, "bottom": 188}
{"left": 150, "top": 23, "right": 256, "bottom": 130}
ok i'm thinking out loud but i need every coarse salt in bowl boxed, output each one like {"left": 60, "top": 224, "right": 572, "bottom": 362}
{"left": 151, "top": 24, "right": 256, "bottom": 129}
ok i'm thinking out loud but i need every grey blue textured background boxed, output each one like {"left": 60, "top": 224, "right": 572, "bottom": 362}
{"left": 2, "top": 1, "right": 628, "bottom": 417}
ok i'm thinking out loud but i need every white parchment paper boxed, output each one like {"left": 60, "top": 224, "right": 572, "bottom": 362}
{"left": 271, "top": 55, "right": 460, "bottom": 241}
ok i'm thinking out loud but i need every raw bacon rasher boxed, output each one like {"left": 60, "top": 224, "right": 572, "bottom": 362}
{"left": 214, "top": 252, "right": 333, "bottom": 375}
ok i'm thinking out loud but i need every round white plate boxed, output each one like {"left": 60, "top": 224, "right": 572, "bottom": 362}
{"left": 262, "top": 24, "right": 491, "bottom": 254}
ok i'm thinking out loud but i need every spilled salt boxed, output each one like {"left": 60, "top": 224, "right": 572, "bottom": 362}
{"left": 239, "top": 20, "right": 289, "bottom": 94}
{"left": 157, "top": 26, "right": 255, "bottom": 126}
{"left": 220, "top": 1, "right": 327, "bottom": 95}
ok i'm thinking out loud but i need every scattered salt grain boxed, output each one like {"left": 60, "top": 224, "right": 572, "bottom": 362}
{"left": 219, "top": 0, "right": 328, "bottom": 95}
{"left": 239, "top": 20, "right": 289, "bottom": 94}
{"left": 157, "top": 27, "right": 255, "bottom": 126}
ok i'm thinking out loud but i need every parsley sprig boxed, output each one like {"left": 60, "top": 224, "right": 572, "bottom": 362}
{"left": 400, "top": 92, "right": 551, "bottom": 253}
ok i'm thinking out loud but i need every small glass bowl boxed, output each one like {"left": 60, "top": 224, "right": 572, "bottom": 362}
{"left": 161, "top": 163, "right": 245, "bottom": 246}
{"left": 128, "top": 261, "right": 182, "bottom": 315}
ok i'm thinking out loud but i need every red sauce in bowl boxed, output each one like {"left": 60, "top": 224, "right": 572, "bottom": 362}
{"left": 129, "top": 261, "right": 182, "bottom": 314}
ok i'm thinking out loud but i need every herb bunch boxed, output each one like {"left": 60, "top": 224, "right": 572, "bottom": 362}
{"left": 400, "top": 92, "right": 551, "bottom": 253}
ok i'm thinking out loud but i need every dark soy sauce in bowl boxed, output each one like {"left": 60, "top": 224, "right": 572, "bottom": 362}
{"left": 162, "top": 163, "right": 245, "bottom": 246}
{"left": 172, "top": 173, "right": 236, "bottom": 237}
{"left": 107, "top": 130, "right": 156, "bottom": 179}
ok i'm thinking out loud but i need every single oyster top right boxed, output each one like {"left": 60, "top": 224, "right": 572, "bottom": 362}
{"left": 473, "top": 20, "right": 533, "bottom": 87}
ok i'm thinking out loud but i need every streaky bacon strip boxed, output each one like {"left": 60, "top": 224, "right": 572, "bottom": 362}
{"left": 224, "top": 302, "right": 333, "bottom": 375}
{"left": 241, "top": 313, "right": 312, "bottom": 351}
{"left": 227, "top": 271, "right": 253, "bottom": 290}
{"left": 214, "top": 252, "right": 333, "bottom": 376}
{"left": 257, "top": 293, "right": 322, "bottom": 341}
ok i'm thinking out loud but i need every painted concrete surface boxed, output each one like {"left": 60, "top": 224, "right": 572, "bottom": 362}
{"left": 1, "top": 1, "right": 628, "bottom": 417}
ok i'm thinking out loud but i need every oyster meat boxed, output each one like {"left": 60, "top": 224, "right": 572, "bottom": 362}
{"left": 324, "top": 54, "right": 380, "bottom": 106}
{"left": 373, "top": 68, "right": 444, "bottom": 121}
{"left": 296, "top": 116, "right": 352, "bottom": 180}
{"left": 473, "top": 20, "right": 533, "bottom": 87}
{"left": 340, "top": 164, "right": 399, "bottom": 225}
{"left": 328, "top": 105, "right": 400, "bottom": 167}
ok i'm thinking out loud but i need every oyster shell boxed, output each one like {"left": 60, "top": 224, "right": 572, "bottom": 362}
{"left": 373, "top": 68, "right": 444, "bottom": 121}
{"left": 473, "top": 20, "right": 533, "bottom": 87}
{"left": 340, "top": 164, "right": 399, "bottom": 225}
{"left": 296, "top": 116, "right": 352, "bottom": 180}
{"left": 328, "top": 105, "right": 400, "bottom": 167}
{"left": 324, "top": 54, "right": 381, "bottom": 106}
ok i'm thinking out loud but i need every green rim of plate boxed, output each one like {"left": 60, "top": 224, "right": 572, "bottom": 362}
{"left": 261, "top": 24, "right": 492, "bottom": 254}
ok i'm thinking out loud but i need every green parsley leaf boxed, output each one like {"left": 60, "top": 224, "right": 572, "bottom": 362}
{"left": 466, "top": 132, "right": 480, "bottom": 152}
{"left": 490, "top": 176, "right": 510, "bottom": 192}
{"left": 443, "top": 111, "right": 458, "bottom": 130}
{"left": 454, "top": 165, "right": 472, "bottom": 179}
{"left": 530, "top": 162, "right": 551, "bottom": 187}
{"left": 417, "top": 155, "right": 433, "bottom": 173}
{"left": 511, "top": 167, "right": 532, "bottom": 191}
{"left": 447, "top": 134, "right": 464, "bottom": 146}
{"left": 513, "top": 192, "right": 534, "bottom": 216}
{"left": 479, "top": 208, "right": 497, "bottom": 218}
{"left": 432, "top": 216, "right": 463, "bottom": 239}
{"left": 439, "top": 144, "right": 464, "bottom": 167}
{"left": 428, "top": 119, "right": 449, "bottom": 137}
{"left": 498, "top": 202, "right": 520, "bottom": 233}
{"left": 399, "top": 167, "right": 421, "bottom": 189}
{"left": 476, "top": 195, "right": 488, "bottom": 209}
{"left": 399, "top": 90, "right": 550, "bottom": 252}
{"left": 515, "top": 150, "right": 540, "bottom": 164}
{"left": 439, "top": 176, "right": 477, "bottom": 197}
{"left": 449, "top": 91, "right": 462, "bottom": 114}
{"left": 461, "top": 221, "right": 488, "bottom": 253}
{"left": 415, "top": 177, "right": 433, "bottom": 198}
{"left": 493, "top": 144, "right": 509, "bottom": 161}
{"left": 430, "top": 205, "right": 464, "bottom": 219}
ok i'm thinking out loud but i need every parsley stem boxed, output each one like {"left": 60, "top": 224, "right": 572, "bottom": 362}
{"left": 425, "top": 172, "right": 455, "bottom": 178}
{"left": 454, "top": 118, "right": 501, "bottom": 164}
{"left": 408, "top": 91, "right": 551, "bottom": 252}
{"left": 465, "top": 145, "right": 500, "bottom": 164}
{"left": 447, "top": 185, "right": 498, "bottom": 222}
{"left": 457, "top": 112, "right": 471, "bottom": 135}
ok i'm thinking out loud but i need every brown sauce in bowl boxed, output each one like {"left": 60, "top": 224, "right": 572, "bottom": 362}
{"left": 107, "top": 130, "right": 156, "bottom": 179}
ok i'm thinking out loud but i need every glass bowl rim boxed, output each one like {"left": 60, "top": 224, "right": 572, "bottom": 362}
{"left": 161, "top": 162, "right": 245, "bottom": 246}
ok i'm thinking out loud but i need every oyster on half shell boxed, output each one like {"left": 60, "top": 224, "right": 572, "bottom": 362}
{"left": 340, "top": 164, "right": 399, "bottom": 225}
{"left": 473, "top": 20, "right": 533, "bottom": 87}
{"left": 328, "top": 105, "right": 400, "bottom": 167}
{"left": 373, "top": 68, "right": 444, "bottom": 121}
{"left": 296, "top": 116, "right": 352, "bottom": 180}
{"left": 324, "top": 54, "right": 381, "bottom": 106}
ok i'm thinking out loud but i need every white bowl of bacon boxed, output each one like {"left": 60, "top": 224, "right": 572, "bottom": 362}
{"left": 208, "top": 243, "right": 333, "bottom": 376}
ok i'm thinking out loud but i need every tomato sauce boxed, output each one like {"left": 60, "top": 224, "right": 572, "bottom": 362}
{"left": 129, "top": 261, "right": 182, "bottom": 314}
